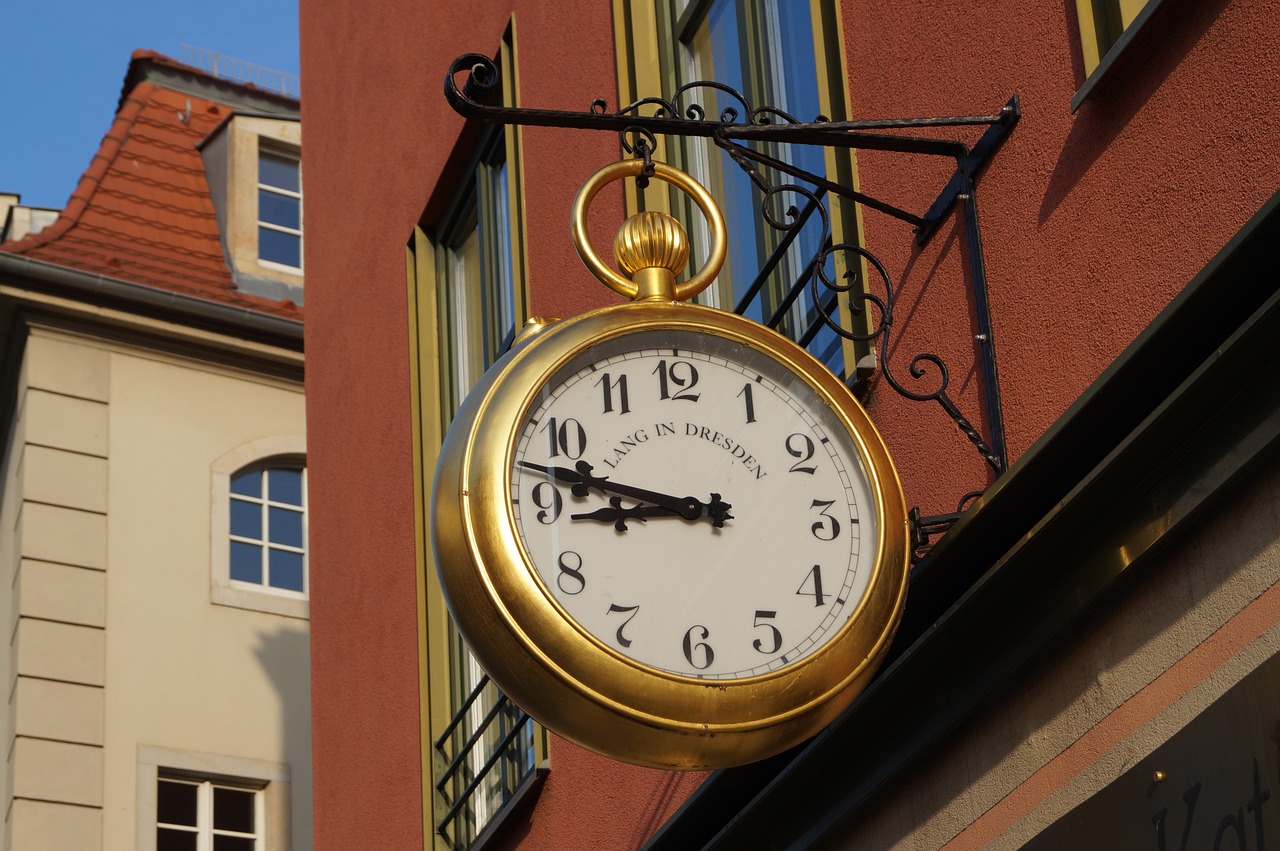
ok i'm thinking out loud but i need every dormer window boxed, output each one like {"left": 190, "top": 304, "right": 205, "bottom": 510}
{"left": 258, "top": 145, "right": 302, "bottom": 270}
{"left": 199, "top": 113, "right": 304, "bottom": 303}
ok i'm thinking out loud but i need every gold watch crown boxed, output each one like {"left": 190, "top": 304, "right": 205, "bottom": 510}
{"left": 613, "top": 211, "right": 689, "bottom": 302}
{"left": 615, "top": 211, "right": 690, "bottom": 277}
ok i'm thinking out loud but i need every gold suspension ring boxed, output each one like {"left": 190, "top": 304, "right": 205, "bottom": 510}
{"left": 570, "top": 160, "right": 727, "bottom": 303}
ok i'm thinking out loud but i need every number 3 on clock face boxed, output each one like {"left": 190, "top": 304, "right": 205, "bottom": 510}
{"left": 511, "top": 328, "right": 878, "bottom": 680}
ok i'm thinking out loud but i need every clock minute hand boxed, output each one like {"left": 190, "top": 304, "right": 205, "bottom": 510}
{"left": 516, "top": 459, "right": 608, "bottom": 498}
{"left": 518, "top": 459, "right": 732, "bottom": 527}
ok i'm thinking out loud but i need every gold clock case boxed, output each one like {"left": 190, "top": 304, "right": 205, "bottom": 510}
{"left": 431, "top": 299, "right": 910, "bottom": 770}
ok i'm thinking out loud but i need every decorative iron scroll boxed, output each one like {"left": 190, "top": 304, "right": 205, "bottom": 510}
{"left": 445, "top": 53, "right": 1020, "bottom": 553}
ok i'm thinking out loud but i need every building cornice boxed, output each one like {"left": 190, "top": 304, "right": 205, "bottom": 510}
{"left": 0, "top": 250, "right": 303, "bottom": 350}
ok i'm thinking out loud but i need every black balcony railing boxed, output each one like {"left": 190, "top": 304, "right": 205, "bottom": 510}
{"left": 434, "top": 672, "right": 541, "bottom": 847}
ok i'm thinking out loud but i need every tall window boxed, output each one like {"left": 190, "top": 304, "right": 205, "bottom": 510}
{"left": 435, "top": 125, "right": 520, "bottom": 423}
{"left": 257, "top": 145, "right": 302, "bottom": 270}
{"left": 229, "top": 465, "right": 307, "bottom": 596}
{"left": 408, "top": 30, "right": 544, "bottom": 850}
{"left": 157, "top": 775, "right": 263, "bottom": 850}
{"left": 619, "top": 0, "right": 862, "bottom": 379}
{"left": 1076, "top": 0, "right": 1154, "bottom": 74}
{"left": 432, "top": 119, "right": 539, "bottom": 848}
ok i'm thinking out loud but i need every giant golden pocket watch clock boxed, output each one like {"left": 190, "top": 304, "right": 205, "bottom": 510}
{"left": 432, "top": 160, "right": 909, "bottom": 769}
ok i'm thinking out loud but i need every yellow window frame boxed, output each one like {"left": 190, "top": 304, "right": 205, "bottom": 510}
{"left": 407, "top": 20, "right": 545, "bottom": 851}
{"left": 612, "top": 0, "right": 875, "bottom": 380}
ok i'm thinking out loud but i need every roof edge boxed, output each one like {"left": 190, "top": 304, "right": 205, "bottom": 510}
{"left": 0, "top": 250, "right": 302, "bottom": 348}
{"left": 0, "top": 81, "right": 155, "bottom": 255}
{"left": 197, "top": 109, "right": 301, "bottom": 151}
{"left": 121, "top": 50, "right": 300, "bottom": 118}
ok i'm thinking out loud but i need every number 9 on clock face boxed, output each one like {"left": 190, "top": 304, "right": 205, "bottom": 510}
{"left": 512, "top": 328, "right": 879, "bottom": 680}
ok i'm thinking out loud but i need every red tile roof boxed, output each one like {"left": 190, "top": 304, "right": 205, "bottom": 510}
{"left": 1, "top": 51, "right": 301, "bottom": 321}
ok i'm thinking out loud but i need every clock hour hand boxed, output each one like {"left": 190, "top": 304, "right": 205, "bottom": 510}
{"left": 571, "top": 497, "right": 682, "bottom": 532}
{"left": 518, "top": 459, "right": 733, "bottom": 527}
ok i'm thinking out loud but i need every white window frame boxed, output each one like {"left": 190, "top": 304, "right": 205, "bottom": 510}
{"left": 156, "top": 776, "right": 264, "bottom": 849}
{"left": 617, "top": 0, "right": 861, "bottom": 379}
{"left": 228, "top": 466, "right": 308, "bottom": 596}
{"left": 197, "top": 114, "right": 303, "bottom": 297}
{"left": 138, "top": 745, "right": 291, "bottom": 851}
{"left": 257, "top": 144, "right": 303, "bottom": 274}
{"left": 679, "top": 0, "right": 829, "bottom": 322}
{"left": 433, "top": 129, "right": 542, "bottom": 843}
{"left": 211, "top": 436, "right": 308, "bottom": 619}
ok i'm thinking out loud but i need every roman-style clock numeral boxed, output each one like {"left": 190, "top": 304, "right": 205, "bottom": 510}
{"left": 682, "top": 625, "right": 714, "bottom": 669}
{"left": 541, "top": 416, "right": 587, "bottom": 459}
{"left": 607, "top": 603, "right": 640, "bottom": 648}
{"left": 785, "top": 433, "right": 817, "bottom": 474}
{"left": 654, "top": 359, "right": 701, "bottom": 402}
{"left": 810, "top": 499, "right": 842, "bottom": 541}
{"left": 797, "top": 564, "right": 826, "bottom": 606}
{"left": 751, "top": 610, "right": 782, "bottom": 654}
{"left": 595, "top": 372, "right": 630, "bottom": 414}
{"left": 556, "top": 551, "right": 585, "bottom": 595}
{"left": 737, "top": 383, "right": 757, "bottom": 423}
{"left": 531, "top": 482, "right": 562, "bottom": 524}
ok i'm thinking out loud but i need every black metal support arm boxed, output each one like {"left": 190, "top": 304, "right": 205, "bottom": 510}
{"left": 445, "top": 54, "right": 1020, "bottom": 553}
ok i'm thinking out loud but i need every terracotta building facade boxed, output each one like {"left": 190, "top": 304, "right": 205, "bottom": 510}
{"left": 299, "top": 1, "right": 1280, "bottom": 848}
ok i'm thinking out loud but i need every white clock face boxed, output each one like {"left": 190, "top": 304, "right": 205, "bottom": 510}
{"left": 511, "top": 328, "right": 878, "bottom": 680}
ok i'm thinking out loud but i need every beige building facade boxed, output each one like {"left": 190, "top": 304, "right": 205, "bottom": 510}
{"left": 1, "top": 51, "right": 309, "bottom": 850}
{"left": 2, "top": 325, "right": 309, "bottom": 850}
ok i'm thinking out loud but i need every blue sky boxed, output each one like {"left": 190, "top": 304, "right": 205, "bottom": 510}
{"left": 1, "top": 0, "right": 300, "bottom": 210}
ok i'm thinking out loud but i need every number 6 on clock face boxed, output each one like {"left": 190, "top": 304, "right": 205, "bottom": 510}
{"left": 511, "top": 328, "right": 877, "bottom": 680}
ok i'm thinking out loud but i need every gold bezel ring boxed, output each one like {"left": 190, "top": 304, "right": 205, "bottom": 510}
{"left": 431, "top": 301, "right": 910, "bottom": 768}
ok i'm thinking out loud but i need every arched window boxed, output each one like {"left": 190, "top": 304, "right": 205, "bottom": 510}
{"left": 211, "top": 437, "right": 308, "bottom": 619}
{"left": 229, "top": 464, "right": 307, "bottom": 594}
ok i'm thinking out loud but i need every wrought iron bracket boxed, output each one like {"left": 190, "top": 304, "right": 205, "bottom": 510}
{"left": 444, "top": 54, "right": 1021, "bottom": 552}
{"left": 909, "top": 492, "right": 983, "bottom": 563}
{"left": 445, "top": 53, "right": 1017, "bottom": 247}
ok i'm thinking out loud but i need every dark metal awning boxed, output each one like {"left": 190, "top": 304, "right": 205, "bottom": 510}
{"left": 644, "top": 187, "right": 1280, "bottom": 849}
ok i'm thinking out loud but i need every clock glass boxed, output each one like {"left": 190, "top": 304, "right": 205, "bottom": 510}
{"left": 511, "top": 327, "right": 879, "bottom": 680}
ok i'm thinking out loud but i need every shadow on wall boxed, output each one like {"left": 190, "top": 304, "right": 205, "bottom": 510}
{"left": 255, "top": 624, "right": 314, "bottom": 850}
{"left": 1039, "top": 0, "right": 1230, "bottom": 226}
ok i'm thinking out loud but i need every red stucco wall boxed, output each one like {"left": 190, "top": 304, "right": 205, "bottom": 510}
{"left": 842, "top": 0, "right": 1280, "bottom": 512}
{"left": 300, "top": 3, "right": 703, "bottom": 848}
{"left": 301, "top": 0, "right": 1280, "bottom": 847}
